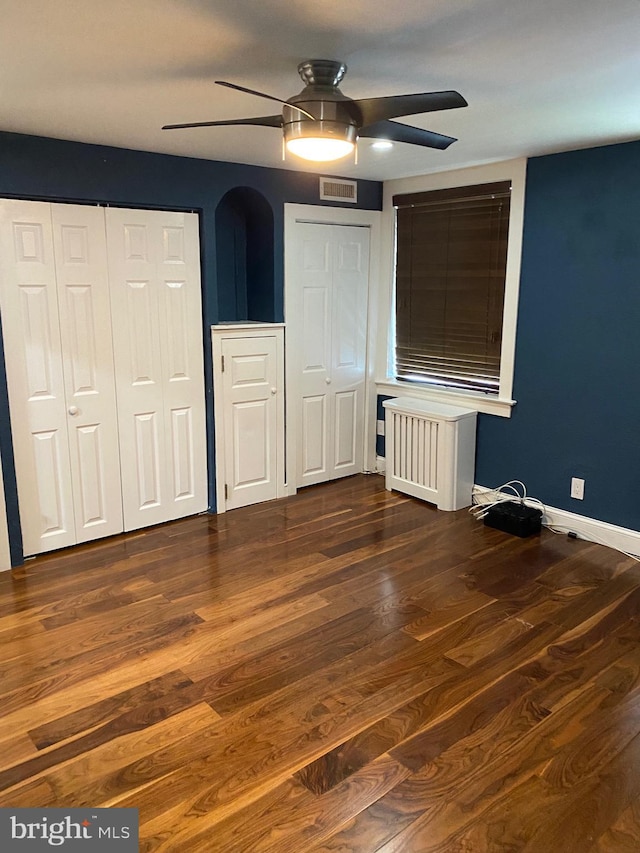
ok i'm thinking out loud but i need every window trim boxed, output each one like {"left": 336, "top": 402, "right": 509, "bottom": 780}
{"left": 375, "top": 158, "right": 527, "bottom": 418}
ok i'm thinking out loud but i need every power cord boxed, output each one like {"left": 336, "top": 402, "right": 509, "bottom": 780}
{"left": 545, "top": 522, "right": 640, "bottom": 562}
{"left": 469, "top": 480, "right": 544, "bottom": 520}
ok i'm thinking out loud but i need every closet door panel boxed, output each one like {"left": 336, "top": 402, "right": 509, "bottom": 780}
{"left": 106, "top": 208, "right": 206, "bottom": 530}
{"left": 157, "top": 215, "right": 207, "bottom": 517}
{"left": 292, "top": 223, "right": 333, "bottom": 487}
{"left": 51, "top": 204, "right": 123, "bottom": 542}
{"left": 106, "top": 210, "right": 167, "bottom": 529}
{"left": 329, "top": 226, "right": 369, "bottom": 480}
{"left": 0, "top": 200, "right": 76, "bottom": 555}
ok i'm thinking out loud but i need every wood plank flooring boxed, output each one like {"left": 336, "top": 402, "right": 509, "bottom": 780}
{"left": 1, "top": 474, "right": 639, "bottom": 851}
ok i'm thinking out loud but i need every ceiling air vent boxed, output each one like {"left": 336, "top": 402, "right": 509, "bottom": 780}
{"left": 319, "top": 177, "right": 358, "bottom": 203}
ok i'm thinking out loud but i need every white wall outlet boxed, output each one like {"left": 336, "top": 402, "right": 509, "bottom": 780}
{"left": 570, "top": 477, "right": 585, "bottom": 500}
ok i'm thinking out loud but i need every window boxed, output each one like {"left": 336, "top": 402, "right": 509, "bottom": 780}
{"left": 393, "top": 181, "right": 511, "bottom": 394}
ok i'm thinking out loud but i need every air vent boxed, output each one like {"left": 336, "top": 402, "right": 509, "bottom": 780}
{"left": 319, "top": 177, "right": 358, "bottom": 203}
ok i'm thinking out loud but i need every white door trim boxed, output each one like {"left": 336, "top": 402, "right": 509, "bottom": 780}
{"left": 284, "top": 203, "right": 382, "bottom": 496}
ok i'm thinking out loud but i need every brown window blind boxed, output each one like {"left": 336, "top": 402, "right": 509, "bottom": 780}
{"left": 393, "top": 180, "right": 511, "bottom": 394}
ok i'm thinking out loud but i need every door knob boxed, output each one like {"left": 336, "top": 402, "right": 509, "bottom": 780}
{"left": 325, "top": 377, "right": 332, "bottom": 384}
{"left": 68, "top": 406, "right": 79, "bottom": 416}
{"left": 270, "top": 387, "right": 277, "bottom": 395}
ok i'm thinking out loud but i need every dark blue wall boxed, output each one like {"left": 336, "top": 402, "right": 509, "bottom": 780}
{"left": 475, "top": 140, "right": 640, "bottom": 529}
{"left": 215, "top": 186, "right": 276, "bottom": 322}
{"left": 0, "top": 131, "right": 382, "bottom": 564}
{"left": 378, "top": 139, "right": 640, "bottom": 532}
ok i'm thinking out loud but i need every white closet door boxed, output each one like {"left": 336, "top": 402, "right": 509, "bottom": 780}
{"left": 221, "top": 335, "right": 279, "bottom": 510}
{"left": 51, "top": 204, "right": 123, "bottom": 543}
{"left": 0, "top": 200, "right": 76, "bottom": 554}
{"left": 296, "top": 222, "right": 332, "bottom": 485}
{"left": 291, "top": 222, "right": 369, "bottom": 487}
{"left": 106, "top": 208, "right": 207, "bottom": 530}
{"left": 156, "top": 213, "right": 207, "bottom": 520}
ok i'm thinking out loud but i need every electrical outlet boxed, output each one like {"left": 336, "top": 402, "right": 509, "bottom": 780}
{"left": 570, "top": 477, "right": 585, "bottom": 500}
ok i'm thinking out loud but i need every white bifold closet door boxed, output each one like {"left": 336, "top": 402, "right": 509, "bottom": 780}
{"left": 0, "top": 200, "right": 207, "bottom": 557}
{"left": 0, "top": 201, "right": 123, "bottom": 554}
{"left": 288, "top": 222, "right": 370, "bottom": 488}
{"left": 105, "top": 207, "right": 207, "bottom": 530}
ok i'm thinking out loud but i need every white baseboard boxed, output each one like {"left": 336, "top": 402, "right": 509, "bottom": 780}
{"left": 474, "top": 484, "right": 640, "bottom": 557}
{"left": 376, "top": 455, "right": 386, "bottom": 474}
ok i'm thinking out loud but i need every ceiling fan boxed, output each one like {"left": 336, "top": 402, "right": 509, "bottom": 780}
{"left": 162, "top": 59, "right": 467, "bottom": 163}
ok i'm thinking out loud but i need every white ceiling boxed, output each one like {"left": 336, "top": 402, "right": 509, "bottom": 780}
{"left": 1, "top": 0, "right": 639, "bottom": 181}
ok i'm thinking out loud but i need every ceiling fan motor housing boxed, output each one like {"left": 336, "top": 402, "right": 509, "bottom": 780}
{"left": 283, "top": 59, "right": 361, "bottom": 146}
{"left": 297, "top": 59, "right": 347, "bottom": 88}
{"left": 162, "top": 57, "right": 466, "bottom": 156}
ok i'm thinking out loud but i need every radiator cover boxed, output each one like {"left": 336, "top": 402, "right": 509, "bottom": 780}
{"left": 382, "top": 397, "right": 477, "bottom": 511}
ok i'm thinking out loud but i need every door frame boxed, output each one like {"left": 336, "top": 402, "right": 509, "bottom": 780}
{"left": 284, "top": 203, "right": 382, "bottom": 497}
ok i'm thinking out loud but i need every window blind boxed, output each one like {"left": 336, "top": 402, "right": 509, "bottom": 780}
{"left": 393, "top": 181, "right": 511, "bottom": 393}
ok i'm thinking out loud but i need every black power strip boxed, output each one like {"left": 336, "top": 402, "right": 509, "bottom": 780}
{"left": 483, "top": 501, "right": 542, "bottom": 537}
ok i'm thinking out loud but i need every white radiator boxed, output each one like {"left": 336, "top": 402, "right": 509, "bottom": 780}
{"left": 382, "top": 398, "right": 477, "bottom": 511}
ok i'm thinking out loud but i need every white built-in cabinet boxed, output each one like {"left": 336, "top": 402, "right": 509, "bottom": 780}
{"left": 212, "top": 323, "right": 285, "bottom": 512}
{"left": 0, "top": 199, "right": 207, "bottom": 557}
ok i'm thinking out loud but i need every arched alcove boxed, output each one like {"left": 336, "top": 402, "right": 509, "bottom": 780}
{"left": 215, "top": 187, "right": 275, "bottom": 322}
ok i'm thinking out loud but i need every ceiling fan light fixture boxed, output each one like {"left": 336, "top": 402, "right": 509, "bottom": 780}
{"left": 285, "top": 136, "right": 355, "bottom": 162}
{"left": 284, "top": 117, "right": 358, "bottom": 162}
{"left": 163, "top": 59, "right": 467, "bottom": 161}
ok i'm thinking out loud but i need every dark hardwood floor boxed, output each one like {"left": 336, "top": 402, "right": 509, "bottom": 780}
{"left": 1, "top": 474, "right": 640, "bottom": 851}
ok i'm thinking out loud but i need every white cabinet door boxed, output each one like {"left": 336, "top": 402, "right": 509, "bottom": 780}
{"left": 221, "top": 335, "right": 279, "bottom": 510}
{"left": 51, "top": 204, "right": 124, "bottom": 544}
{"left": 0, "top": 200, "right": 76, "bottom": 554}
{"left": 290, "top": 222, "right": 369, "bottom": 488}
{"left": 106, "top": 208, "right": 207, "bottom": 530}
{"left": 212, "top": 324, "right": 285, "bottom": 514}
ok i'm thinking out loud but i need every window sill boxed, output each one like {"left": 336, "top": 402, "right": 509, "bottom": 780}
{"left": 375, "top": 379, "right": 516, "bottom": 418}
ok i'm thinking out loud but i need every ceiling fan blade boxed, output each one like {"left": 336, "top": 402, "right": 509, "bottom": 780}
{"left": 359, "top": 120, "right": 457, "bottom": 150}
{"left": 215, "top": 80, "right": 315, "bottom": 120}
{"left": 355, "top": 91, "right": 467, "bottom": 126}
{"left": 162, "top": 115, "right": 283, "bottom": 130}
